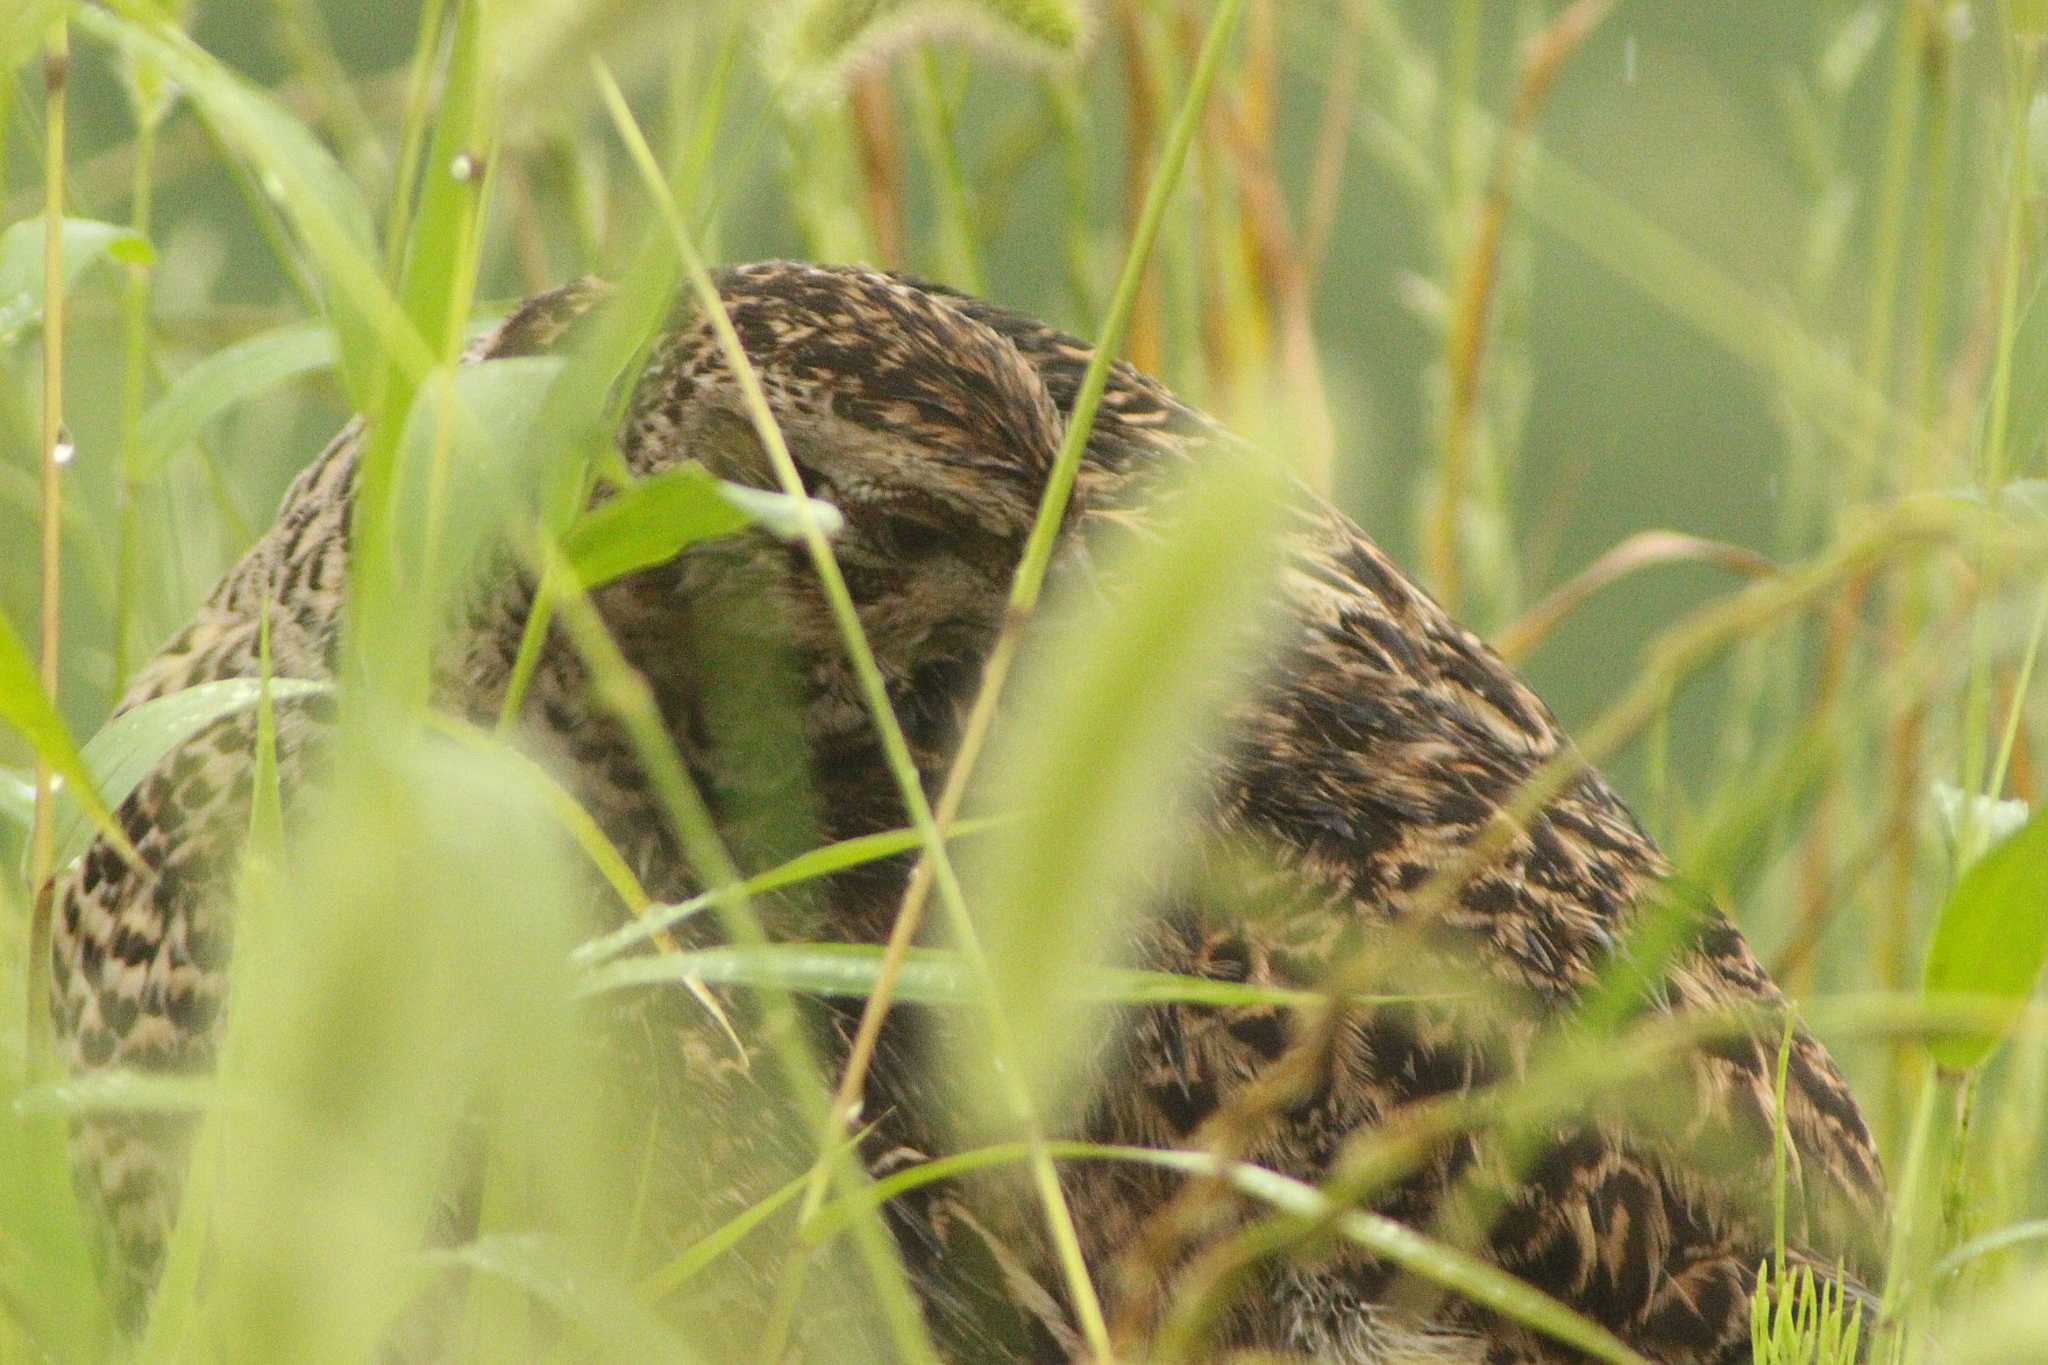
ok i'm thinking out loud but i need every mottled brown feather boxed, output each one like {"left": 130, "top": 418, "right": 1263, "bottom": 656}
{"left": 50, "top": 262, "right": 1882, "bottom": 1360}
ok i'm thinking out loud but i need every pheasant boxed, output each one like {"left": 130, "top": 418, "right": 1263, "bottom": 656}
{"left": 49, "top": 261, "right": 1885, "bottom": 1360}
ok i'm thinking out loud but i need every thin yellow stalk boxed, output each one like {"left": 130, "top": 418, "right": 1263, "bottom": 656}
{"left": 538, "top": 540, "right": 940, "bottom": 1365}
{"left": 27, "top": 14, "right": 69, "bottom": 1072}
{"left": 1113, "top": 0, "right": 1163, "bottom": 373}
{"left": 1301, "top": 0, "right": 1364, "bottom": 276}
{"left": 1851, "top": 0, "right": 1928, "bottom": 503}
{"left": 590, "top": 63, "right": 1033, "bottom": 1360}
{"left": 796, "top": 4, "right": 1253, "bottom": 1350}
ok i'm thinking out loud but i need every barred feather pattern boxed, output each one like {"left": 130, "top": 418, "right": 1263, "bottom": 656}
{"left": 48, "top": 261, "right": 1883, "bottom": 1360}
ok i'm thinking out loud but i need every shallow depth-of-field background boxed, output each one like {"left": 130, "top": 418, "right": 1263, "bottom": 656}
{"left": 2, "top": 2, "right": 2046, "bottom": 1362}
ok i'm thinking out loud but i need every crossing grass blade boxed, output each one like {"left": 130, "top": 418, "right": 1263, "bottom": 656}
{"left": 36, "top": 678, "right": 330, "bottom": 878}
{"left": 133, "top": 321, "right": 337, "bottom": 479}
{"left": 0, "top": 611, "right": 131, "bottom": 863}
{"left": 951, "top": 447, "right": 1289, "bottom": 1125}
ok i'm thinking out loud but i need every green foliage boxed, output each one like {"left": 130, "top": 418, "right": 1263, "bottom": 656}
{"left": 0, "top": 217, "right": 149, "bottom": 346}
{"left": 38, "top": 677, "right": 328, "bottom": 876}
{"left": 1922, "top": 806, "right": 2048, "bottom": 1073}
{"left": 1750, "top": 1259, "right": 1864, "bottom": 1365}
{"left": 0, "top": 608, "right": 125, "bottom": 857}
{"left": 762, "top": 0, "right": 1091, "bottom": 99}
{"left": 4, "top": 2, "right": 2048, "bottom": 1362}
{"left": 562, "top": 465, "right": 841, "bottom": 589}
{"left": 132, "top": 322, "right": 337, "bottom": 480}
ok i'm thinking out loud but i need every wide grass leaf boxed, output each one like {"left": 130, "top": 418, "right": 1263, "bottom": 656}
{"left": 564, "top": 466, "right": 842, "bottom": 589}
{"left": 0, "top": 611, "right": 127, "bottom": 862}
{"left": 953, "top": 451, "right": 1288, "bottom": 1121}
{"left": 39, "top": 677, "right": 330, "bottom": 877}
{"left": 0, "top": 216, "right": 150, "bottom": 344}
{"left": 1922, "top": 805, "right": 2048, "bottom": 1072}
{"left": 134, "top": 321, "right": 337, "bottom": 479}
{"left": 77, "top": 5, "right": 430, "bottom": 405}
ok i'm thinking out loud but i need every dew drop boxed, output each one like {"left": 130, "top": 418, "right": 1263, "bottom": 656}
{"left": 52, "top": 424, "right": 75, "bottom": 467}
{"left": 450, "top": 152, "right": 479, "bottom": 183}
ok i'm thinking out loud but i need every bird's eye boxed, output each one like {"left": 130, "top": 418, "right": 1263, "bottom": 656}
{"left": 880, "top": 512, "right": 950, "bottom": 558}
{"left": 789, "top": 456, "right": 832, "bottom": 500}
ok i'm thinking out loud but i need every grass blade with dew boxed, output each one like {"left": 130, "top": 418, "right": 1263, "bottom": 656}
{"left": 0, "top": 607, "right": 135, "bottom": 863}
{"left": 0, "top": 216, "right": 149, "bottom": 346}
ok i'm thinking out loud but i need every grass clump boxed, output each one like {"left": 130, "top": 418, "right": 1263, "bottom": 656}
{"left": 1, "top": 1, "right": 2046, "bottom": 1362}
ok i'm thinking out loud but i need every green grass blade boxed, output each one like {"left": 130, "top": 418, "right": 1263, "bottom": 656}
{"left": 76, "top": 4, "right": 432, "bottom": 406}
{"left": 571, "top": 817, "right": 1005, "bottom": 966}
{"left": 1922, "top": 806, "right": 2048, "bottom": 1072}
{"left": 954, "top": 448, "right": 1287, "bottom": 1122}
{"left": 561, "top": 466, "right": 841, "bottom": 590}
{"left": 581, "top": 941, "right": 1432, "bottom": 1012}
{"left": 0, "top": 215, "right": 148, "bottom": 345}
{"left": 133, "top": 320, "right": 336, "bottom": 479}
{"left": 35, "top": 677, "right": 329, "bottom": 878}
{"left": 0, "top": 608, "right": 130, "bottom": 863}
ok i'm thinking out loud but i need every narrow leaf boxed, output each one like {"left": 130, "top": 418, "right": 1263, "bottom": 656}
{"left": 41, "top": 678, "right": 330, "bottom": 877}
{"left": 1922, "top": 806, "right": 2048, "bottom": 1071}
{"left": 134, "top": 321, "right": 337, "bottom": 478}
{"left": 580, "top": 942, "right": 1418, "bottom": 1013}
{"left": 564, "top": 467, "right": 843, "bottom": 589}
{"left": 573, "top": 817, "right": 1007, "bottom": 966}
{"left": 0, "top": 216, "right": 149, "bottom": 344}
{"left": 0, "top": 611, "right": 129, "bottom": 864}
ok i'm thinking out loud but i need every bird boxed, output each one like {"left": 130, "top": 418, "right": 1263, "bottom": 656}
{"left": 48, "top": 260, "right": 1886, "bottom": 1361}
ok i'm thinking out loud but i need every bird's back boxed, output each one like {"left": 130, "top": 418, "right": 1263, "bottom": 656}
{"left": 47, "top": 264, "right": 1885, "bottom": 1362}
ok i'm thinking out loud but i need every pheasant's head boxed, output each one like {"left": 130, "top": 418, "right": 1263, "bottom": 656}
{"left": 614, "top": 262, "right": 1069, "bottom": 744}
